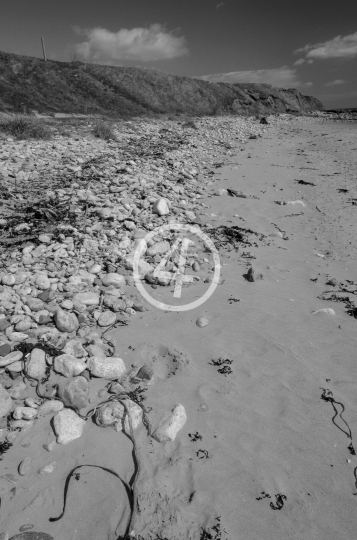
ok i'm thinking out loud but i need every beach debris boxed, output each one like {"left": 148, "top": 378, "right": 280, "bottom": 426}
{"left": 312, "top": 308, "right": 335, "bottom": 315}
{"left": 152, "top": 404, "right": 187, "bottom": 442}
{"left": 209, "top": 357, "right": 233, "bottom": 376}
{"left": 196, "top": 317, "right": 209, "bottom": 328}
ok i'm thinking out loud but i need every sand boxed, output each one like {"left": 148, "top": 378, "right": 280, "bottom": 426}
{"left": 1, "top": 115, "right": 357, "bottom": 539}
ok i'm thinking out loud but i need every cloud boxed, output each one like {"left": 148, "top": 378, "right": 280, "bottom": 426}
{"left": 294, "top": 58, "right": 305, "bottom": 66}
{"left": 73, "top": 24, "right": 188, "bottom": 64}
{"left": 295, "top": 31, "right": 357, "bottom": 59}
{"left": 325, "top": 79, "right": 346, "bottom": 86}
{"left": 199, "top": 67, "right": 302, "bottom": 88}
{"left": 216, "top": 2, "right": 225, "bottom": 8}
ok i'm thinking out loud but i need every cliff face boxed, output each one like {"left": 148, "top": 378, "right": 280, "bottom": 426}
{"left": 0, "top": 51, "right": 323, "bottom": 116}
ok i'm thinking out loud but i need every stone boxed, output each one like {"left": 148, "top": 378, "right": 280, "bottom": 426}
{"left": 7, "top": 380, "right": 27, "bottom": 399}
{"left": 95, "top": 401, "right": 124, "bottom": 428}
{"left": 26, "top": 297, "right": 45, "bottom": 312}
{"left": 312, "top": 308, "right": 336, "bottom": 315}
{"left": 102, "top": 273, "right": 126, "bottom": 288}
{"left": 103, "top": 295, "right": 126, "bottom": 312}
{"left": 152, "top": 198, "right": 170, "bottom": 216}
{"left": 15, "top": 318, "right": 32, "bottom": 332}
{"left": 0, "top": 343, "right": 11, "bottom": 357}
{"left": 2, "top": 274, "right": 15, "bottom": 286}
{"left": 73, "top": 292, "right": 100, "bottom": 306}
{"left": 6, "top": 360, "right": 23, "bottom": 373}
{"left": 53, "top": 409, "right": 86, "bottom": 445}
{"left": 62, "top": 339, "right": 87, "bottom": 358}
{"left": 57, "top": 376, "right": 89, "bottom": 410}
{"left": 85, "top": 344, "right": 107, "bottom": 358}
{"left": 39, "top": 461, "right": 56, "bottom": 474}
{"left": 0, "top": 383, "right": 12, "bottom": 418}
{"left": 61, "top": 299, "right": 73, "bottom": 310}
{"left": 13, "top": 407, "right": 37, "bottom": 420}
{"left": 98, "top": 311, "right": 116, "bottom": 327}
{"left": 54, "top": 309, "right": 79, "bottom": 333}
{"left": 124, "top": 257, "right": 153, "bottom": 278}
{"left": 88, "top": 356, "right": 126, "bottom": 379}
{"left": 19, "top": 456, "right": 32, "bottom": 476}
{"left": 246, "top": 266, "right": 263, "bottom": 282}
{"left": 147, "top": 241, "right": 170, "bottom": 257}
{"left": 196, "top": 317, "right": 209, "bottom": 328}
{"left": 25, "top": 348, "right": 46, "bottom": 380}
{"left": 152, "top": 404, "right": 187, "bottom": 442}
{"left": 37, "top": 400, "right": 64, "bottom": 415}
{"left": 0, "top": 351, "right": 23, "bottom": 368}
{"left": 122, "top": 400, "right": 143, "bottom": 433}
{"left": 136, "top": 364, "right": 154, "bottom": 381}
{"left": 35, "top": 274, "right": 51, "bottom": 290}
{"left": 53, "top": 354, "right": 87, "bottom": 377}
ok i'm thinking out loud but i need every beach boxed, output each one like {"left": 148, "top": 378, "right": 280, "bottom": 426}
{"left": 1, "top": 114, "right": 357, "bottom": 539}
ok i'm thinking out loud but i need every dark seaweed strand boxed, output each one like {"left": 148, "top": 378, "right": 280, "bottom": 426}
{"left": 320, "top": 388, "right": 357, "bottom": 493}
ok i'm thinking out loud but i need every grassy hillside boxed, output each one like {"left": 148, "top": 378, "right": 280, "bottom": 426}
{"left": 0, "top": 51, "right": 323, "bottom": 116}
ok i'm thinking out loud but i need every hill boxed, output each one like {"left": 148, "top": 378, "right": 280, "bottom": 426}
{"left": 0, "top": 51, "right": 323, "bottom": 117}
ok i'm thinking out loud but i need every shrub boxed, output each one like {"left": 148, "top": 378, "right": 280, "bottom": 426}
{"left": 92, "top": 120, "right": 116, "bottom": 141}
{"left": 0, "top": 116, "right": 51, "bottom": 139}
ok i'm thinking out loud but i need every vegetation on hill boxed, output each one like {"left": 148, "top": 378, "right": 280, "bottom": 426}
{"left": 0, "top": 51, "right": 323, "bottom": 117}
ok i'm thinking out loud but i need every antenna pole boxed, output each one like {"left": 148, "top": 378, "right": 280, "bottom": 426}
{"left": 41, "top": 37, "right": 47, "bottom": 61}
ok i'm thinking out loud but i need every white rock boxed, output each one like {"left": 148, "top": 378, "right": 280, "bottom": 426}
{"left": 286, "top": 200, "right": 306, "bottom": 207}
{"left": 152, "top": 404, "right": 187, "bottom": 442}
{"left": 53, "top": 409, "right": 86, "bottom": 445}
{"left": 152, "top": 198, "right": 170, "bottom": 216}
{"left": 13, "top": 406, "right": 37, "bottom": 420}
{"left": 53, "top": 354, "right": 87, "bottom": 377}
{"left": 35, "top": 274, "right": 51, "bottom": 290}
{"left": 38, "top": 400, "right": 64, "bottom": 415}
{"left": 26, "top": 348, "right": 46, "bottom": 379}
{"left": 122, "top": 400, "right": 143, "bottom": 433}
{"left": 73, "top": 291, "right": 100, "bottom": 306}
{"left": 0, "top": 383, "right": 12, "bottom": 418}
{"left": 88, "top": 356, "right": 126, "bottom": 378}
{"left": 312, "top": 308, "right": 336, "bottom": 315}
{"left": 102, "top": 273, "right": 126, "bottom": 288}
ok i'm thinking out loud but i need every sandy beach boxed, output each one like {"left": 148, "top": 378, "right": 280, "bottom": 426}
{"left": 1, "top": 114, "right": 357, "bottom": 540}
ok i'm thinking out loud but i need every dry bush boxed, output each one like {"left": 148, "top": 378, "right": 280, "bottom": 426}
{"left": 92, "top": 120, "right": 117, "bottom": 141}
{"left": 0, "top": 116, "right": 51, "bottom": 139}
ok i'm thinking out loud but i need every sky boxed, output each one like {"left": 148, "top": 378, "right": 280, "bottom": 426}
{"left": 0, "top": 0, "right": 356, "bottom": 108}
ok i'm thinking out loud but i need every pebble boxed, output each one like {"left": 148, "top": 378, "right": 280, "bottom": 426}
{"left": 0, "top": 383, "right": 13, "bottom": 418}
{"left": 38, "top": 400, "right": 64, "bottom": 415}
{"left": 54, "top": 309, "right": 79, "bottom": 333}
{"left": 98, "top": 310, "right": 117, "bottom": 327}
{"left": 0, "top": 350, "right": 23, "bottom": 368}
{"left": 73, "top": 292, "right": 100, "bottom": 306}
{"left": 152, "top": 404, "right": 187, "bottom": 442}
{"left": 312, "top": 308, "right": 336, "bottom": 315}
{"left": 57, "top": 376, "right": 89, "bottom": 410}
{"left": 53, "top": 354, "right": 87, "bottom": 377}
{"left": 152, "top": 198, "right": 170, "bottom": 216}
{"left": 19, "top": 457, "right": 32, "bottom": 476}
{"left": 62, "top": 339, "right": 87, "bottom": 358}
{"left": 88, "top": 356, "right": 126, "bottom": 378}
{"left": 25, "top": 348, "right": 46, "bottom": 380}
{"left": 13, "top": 407, "right": 37, "bottom": 420}
{"left": 101, "top": 273, "right": 126, "bottom": 288}
{"left": 39, "top": 460, "right": 56, "bottom": 474}
{"left": 9, "top": 534, "right": 54, "bottom": 540}
{"left": 246, "top": 266, "right": 263, "bottom": 282}
{"left": 196, "top": 317, "right": 209, "bottom": 328}
{"left": 53, "top": 409, "right": 86, "bottom": 445}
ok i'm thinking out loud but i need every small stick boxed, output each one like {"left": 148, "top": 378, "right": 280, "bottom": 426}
{"left": 41, "top": 37, "right": 47, "bottom": 61}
